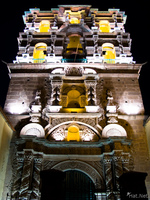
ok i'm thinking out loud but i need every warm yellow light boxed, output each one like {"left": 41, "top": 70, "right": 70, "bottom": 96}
{"left": 33, "top": 42, "right": 47, "bottom": 63}
{"left": 121, "top": 103, "right": 142, "bottom": 115}
{"left": 67, "top": 125, "right": 80, "bottom": 141}
{"left": 102, "top": 43, "right": 116, "bottom": 63}
{"left": 66, "top": 36, "right": 83, "bottom": 54}
{"left": 39, "top": 20, "right": 50, "bottom": 32}
{"left": 9, "top": 104, "right": 28, "bottom": 114}
{"left": 61, "top": 108, "right": 86, "bottom": 113}
{"left": 99, "top": 20, "right": 110, "bottom": 32}
{"left": 70, "top": 17, "right": 80, "bottom": 24}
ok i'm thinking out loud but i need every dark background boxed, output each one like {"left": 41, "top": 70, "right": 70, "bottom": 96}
{"left": 0, "top": 0, "right": 149, "bottom": 114}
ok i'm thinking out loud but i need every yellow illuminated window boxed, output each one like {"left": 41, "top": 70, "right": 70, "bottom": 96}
{"left": 102, "top": 43, "right": 116, "bottom": 64}
{"left": 70, "top": 17, "right": 80, "bottom": 24}
{"left": 67, "top": 125, "right": 80, "bottom": 141}
{"left": 99, "top": 20, "right": 110, "bottom": 32}
{"left": 66, "top": 36, "right": 83, "bottom": 54}
{"left": 33, "top": 43, "right": 47, "bottom": 63}
{"left": 39, "top": 20, "right": 50, "bottom": 32}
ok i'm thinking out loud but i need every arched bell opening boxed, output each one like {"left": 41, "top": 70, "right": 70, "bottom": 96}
{"left": 63, "top": 34, "right": 86, "bottom": 62}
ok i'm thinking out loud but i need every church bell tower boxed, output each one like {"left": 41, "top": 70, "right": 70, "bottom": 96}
{"left": 3, "top": 5, "right": 149, "bottom": 199}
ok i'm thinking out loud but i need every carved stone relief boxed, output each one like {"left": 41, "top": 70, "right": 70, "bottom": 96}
{"left": 47, "top": 122, "right": 100, "bottom": 141}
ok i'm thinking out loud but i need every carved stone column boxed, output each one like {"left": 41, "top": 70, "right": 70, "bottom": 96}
{"left": 113, "top": 151, "right": 123, "bottom": 189}
{"left": 103, "top": 154, "right": 114, "bottom": 199}
{"left": 19, "top": 150, "right": 34, "bottom": 199}
{"left": 31, "top": 154, "right": 43, "bottom": 199}
{"left": 11, "top": 152, "right": 24, "bottom": 198}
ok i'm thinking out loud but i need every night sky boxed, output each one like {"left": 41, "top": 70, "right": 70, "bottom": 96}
{"left": 0, "top": 0, "right": 149, "bottom": 114}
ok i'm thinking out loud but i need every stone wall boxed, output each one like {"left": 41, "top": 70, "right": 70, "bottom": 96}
{"left": 4, "top": 74, "right": 50, "bottom": 115}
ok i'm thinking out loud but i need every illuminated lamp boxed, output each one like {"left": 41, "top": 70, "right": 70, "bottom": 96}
{"left": 102, "top": 43, "right": 116, "bottom": 64}
{"left": 99, "top": 20, "right": 110, "bottom": 32}
{"left": 39, "top": 20, "right": 50, "bottom": 32}
{"left": 70, "top": 17, "right": 80, "bottom": 24}
{"left": 67, "top": 125, "right": 80, "bottom": 141}
{"left": 33, "top": 43, "right": 47, "bottom": 63}
{"left": 20, "top": 123, "right": 45, "bottom": 138}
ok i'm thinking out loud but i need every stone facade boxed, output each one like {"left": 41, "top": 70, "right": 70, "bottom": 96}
{"left": 2, "top": 5, "right": 149, "bottom": 200}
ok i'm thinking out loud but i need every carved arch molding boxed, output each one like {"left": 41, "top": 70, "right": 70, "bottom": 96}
{"left": 51, "top": 160, "right": 104, "bottom": 190}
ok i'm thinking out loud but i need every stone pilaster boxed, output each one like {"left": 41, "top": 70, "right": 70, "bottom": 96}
{"left": 103, "top": 154, "right": 114, "bottom": 199}
{"left": 19, "top": 150, "right": 34, "bottom": 199}
{"left": 31, "top": 154, "right": 43, "bottom": 199}
{"left": 113, "top": 150, "right": 123, "bottom": 199}
{"left": 11, "top": 152, "right": 24, "bottom": 198}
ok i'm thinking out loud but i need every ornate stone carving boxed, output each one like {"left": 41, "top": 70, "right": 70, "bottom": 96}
{"left": 51, "top": 126, "right": 66, "bottom": 141}
{"left": 47, "top": 122, "right": 100, "bottom": 141}
{"left": 64, "top": 66, "right": 84, "bottom": 76}
{"left": 31, "top": 154, "right": 43, "bottom": 199}
{"left": 103, "top": 154, "right": 113, "bottom": 192}
{"left": 19, "top": 150, "right": 34, "bottom": 199}
{"left": 113, "top": 151, "right": 123, "bottom": 191}
{"left": 11, "top": 152, "right": 24, "bottom": 198}
{"left": 80, "top": 127, "right": 95, "bottom": 141}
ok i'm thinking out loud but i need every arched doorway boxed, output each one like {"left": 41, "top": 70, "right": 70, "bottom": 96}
{"left": 64, "top": 170, "right": 96, "bottom": 200}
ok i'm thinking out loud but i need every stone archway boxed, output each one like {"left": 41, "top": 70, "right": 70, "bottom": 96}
{"left": 51, "top": 160, "right": 104, "bottom": 191}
